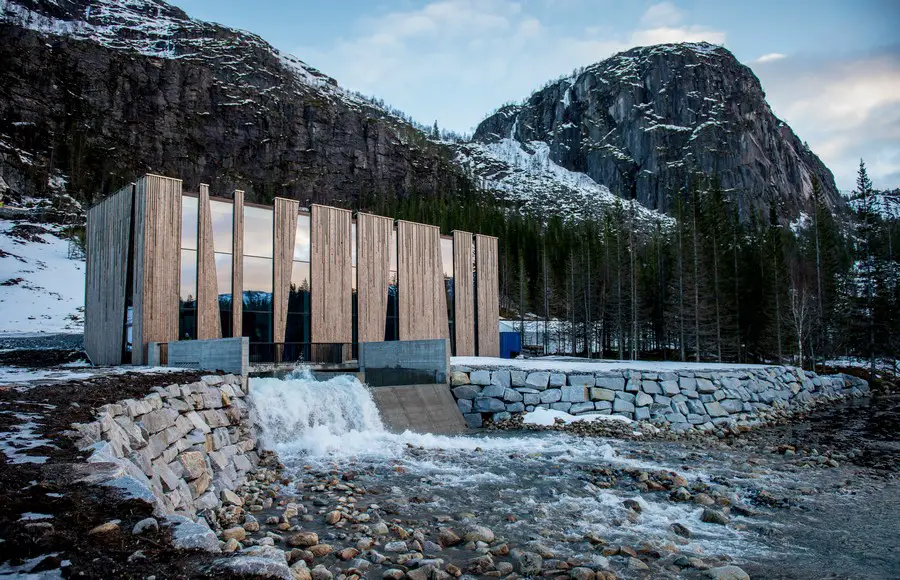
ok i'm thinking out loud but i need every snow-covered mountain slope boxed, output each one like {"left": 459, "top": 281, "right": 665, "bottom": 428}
{"left": 453, "top": 138, "right": 671, "bottom": 226}
{"left": 0, "top": 219, "right": 85, "bottom": 334}
{"left": 0, "top": 0, "right": 466, "bottom": 205}
{"left": 473, "top": 42, "right": 842, "bottom": 219}
{"left": 847, "top": 190, "right": 900, "bottom": 220}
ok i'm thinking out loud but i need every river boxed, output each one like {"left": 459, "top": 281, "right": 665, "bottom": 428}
{"left": 249, "top": 370, "right": 899, "bottom": 579}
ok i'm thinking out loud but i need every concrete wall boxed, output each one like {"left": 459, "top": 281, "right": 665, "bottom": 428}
{"left": 162, "top": 337, "right": 249, "bottom": 376}
{"left": 449, "top": 364, "right": 870, "bottom": 429}
{"left": 359, "top": 339, "right": 450, "bottom": 386}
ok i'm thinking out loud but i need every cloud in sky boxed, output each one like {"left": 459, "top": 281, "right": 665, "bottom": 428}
{"left": 753, "top": 46, "right": 900, "bottom": 190}
{"left": 297, "top": 1, "right": 725, "bottom": 132}
{"left": 754, "top": 52, "right": 786, "bottom": 63}
{"left": 296, "top": 0, "right": 897, "bottom": 190}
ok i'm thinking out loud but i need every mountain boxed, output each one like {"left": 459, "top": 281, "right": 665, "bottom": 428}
{"left": 468, "top": 42, "right": 842, "bottom": 219}
{"left": 0, "top": 0, "right": 468, "bottom": 204}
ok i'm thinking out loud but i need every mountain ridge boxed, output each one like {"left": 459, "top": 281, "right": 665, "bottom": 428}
{"left": 470, "top": 42, "right": 842, "bottom": 219}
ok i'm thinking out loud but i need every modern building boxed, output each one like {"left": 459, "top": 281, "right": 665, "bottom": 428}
{"left": 84, "top": 174, "right": 499, "bottom": 366}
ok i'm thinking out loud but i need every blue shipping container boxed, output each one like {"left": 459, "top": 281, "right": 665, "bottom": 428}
{"left": 499, "top": 332, "right": 521, "bottom": 359}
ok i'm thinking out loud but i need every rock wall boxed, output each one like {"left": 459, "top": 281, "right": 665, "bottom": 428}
{"left": 449, "top": 365, "right": 869, "bottom": 430}
{"left": 68, "top": 373, "right": 258, "bottom": 517}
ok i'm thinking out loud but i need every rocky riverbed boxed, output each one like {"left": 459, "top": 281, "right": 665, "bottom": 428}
{"left": 228, "top": 372, "right": 899, "bottom": 580}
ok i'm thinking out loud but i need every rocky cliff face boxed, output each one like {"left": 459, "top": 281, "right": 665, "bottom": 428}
{"left": 471, "top": 42, "right": 841, "bottom": 218}
{"left": 0, "top": 0, "right": 466, "bottom": 205}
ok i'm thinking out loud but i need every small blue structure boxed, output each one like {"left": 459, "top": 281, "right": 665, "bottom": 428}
{"left": 499, "top": 332, "right": 521, "bottom": 359}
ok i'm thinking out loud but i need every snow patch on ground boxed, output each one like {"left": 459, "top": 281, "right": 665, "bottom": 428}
{"left": 451, "top": 356, "right": 775, "bottom": 373}
{"left": 0, "top": 365, "right": 185, "bottom": 390}
{"left": 523, "top": 407, "right": 635, "bottom": 426}
{"left": 0, "top": 220, "right": 85, "bottom": 334}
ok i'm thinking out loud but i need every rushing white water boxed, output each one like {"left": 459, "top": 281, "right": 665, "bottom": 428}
{"left": 250, "top": 368, "right": 385, "bottom": 455}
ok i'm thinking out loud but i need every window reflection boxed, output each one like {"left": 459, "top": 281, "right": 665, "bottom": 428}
{"left": 216, "top": 253, "right": 233, "bottom": 338}
{"left": 210, "top": 200, "right": 233, "bottom": 252}
{"left": 294, "top": 214, "right": 310, "bottom": 261}
{"left": 180, "top": 248, "right": 197, "bottom": 340}
{"left": 182, "top": 196, "right": 198, "bottom": 251}
{"left": 287, "top": 261, "right": 310, "bottom": 346}
{"left": 243, "top": 256, "right": 272, "bottom": 343}
{"left": 244, "top": 206, "right": 273, "bottom": 258}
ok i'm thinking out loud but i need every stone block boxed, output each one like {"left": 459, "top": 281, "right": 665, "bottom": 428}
{"left": 595, "top": 376, "right": 625, "bottom": 391}
{"left": 457, "top": 399, "right": 473, "bottom": 414}
{"left": 503, "top": 388, "right": 523, "bottom": 402}
{"left": 452, "top": 386, "right": 480, "bottom": 400}
{"left": 185, "top": 411, "right": 212, "bottom": 434}
{"left": 660, "top": 381, "right": 680, "bottom": 395}
{"left": 523, "top": 393, "right": 540, "bottom": 405}
{"left": 704, "top": 401, "right": 729, "bottom": 417}
{"left": 561, "top": 385, "right": 587, "bottom": 403}
{"left": 696, "top": 378, "right": 716, "bottom": 394}
{"left": 613, "top": 399, "right": 635, "bottom": 413}
{"left": 475, "top": 384, "right": 501, "bottom": 399}
{"left": 625, "top": 379, "right": 640, "bottom": 392}
{"left": 539, "top": 389, "right": 562, "bottom": 404}
{"left": 590, "top": 388, "right": 616, "bottom": 401}
{"left": 546, "top": 373, "right": 565, "bottom": 387}
{"left": 490, "top": 370, "right": 511, "bottom": 388}
{"left": 179, "top": 451, "right": 207, "bottom": 480}
{"left": 474, "top": 397, "right": 506, "bottom": 413}
{"left": 506, "top": 402, "right": 525, "bottom": 413}
{"left": 525, "top": 372, "right": 550, "bottom": 390}
{"left": 615, "top": 391, "right": 635, "bottom": 403}
{"left": 635, "top": 392, "right": 653, "bottom": 407}
{"left": 634, "top": 407, "right": 650, "bottom": 421}
{"left": 510, "top": 371, "right": 527, "bottom": 387}
{"left": 114, "top": 415, "right": 148, "bottom": 449}
{"left": 679, "top": 377, "right": 697, "bottom": 390}
{"left": 140, "top": 408, "right": 180, "bottom": 434}
{"left": 641, "top": 380, "right": 662, "bottom": 394}
{"left": 550, "top": 402, "right": 571, "bottom": 412}
{"left": 569, "top": 402, "right": 595, "bottom": 414}
{"left": 463, "top": 413, "right": 483, "bottom": 429}
{"left": 450, "top": 371, "right": 470, "bottom": 386}
{"left": 568, "top": 374, "right": 595, "bottom": 387}
{"left": 469, "top": 370, "right": 491, "bottom": 385}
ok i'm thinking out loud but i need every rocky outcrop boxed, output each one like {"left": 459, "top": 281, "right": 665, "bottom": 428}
{"left": 472, "top": 43, "right": 842, "bottom": 219}
{"left": 0, "top": 0, "right": 468, "bottom": 204}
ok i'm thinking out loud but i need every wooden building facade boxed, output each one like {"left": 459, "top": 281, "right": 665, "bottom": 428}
{"left": 84, "top": 174, "right": 500, "bottom": 365}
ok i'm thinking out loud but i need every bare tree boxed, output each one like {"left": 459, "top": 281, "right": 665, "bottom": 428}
{"left": 788, "top": 282, "right": 815, "bottom": 369}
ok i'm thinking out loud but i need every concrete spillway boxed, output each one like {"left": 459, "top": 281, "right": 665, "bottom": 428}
{"left": 369, "top": 384, "right": 466, "bottom": 435}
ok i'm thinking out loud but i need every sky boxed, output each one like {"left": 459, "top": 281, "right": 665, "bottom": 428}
{"left": 172, "top": 0, "right": 900, "bottom": 191}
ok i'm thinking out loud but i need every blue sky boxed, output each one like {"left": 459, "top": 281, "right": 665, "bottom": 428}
{"left": 173, "top": 0, "right": 899, "bottom": 190}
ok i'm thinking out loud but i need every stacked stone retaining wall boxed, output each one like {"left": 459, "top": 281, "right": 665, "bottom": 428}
{"left": 67, "top": 374, "right": 259, "bottom": 517}
{"left": 450, "top": 365, "right": 869, "bottom": 430}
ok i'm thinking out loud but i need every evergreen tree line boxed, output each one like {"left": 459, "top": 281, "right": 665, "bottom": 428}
{"left": 355, "top": 160, "right": 898, "bottom": 369}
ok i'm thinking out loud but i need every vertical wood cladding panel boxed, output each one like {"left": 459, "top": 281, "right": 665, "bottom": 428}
{"left": 357, "top": 213, "right": 393, "bottom": 343}
{"left": 476, "top": 234, "right": 500, "bottom": 357}
{"left": 452, "top": 230, "right": 475, "bottom": 356}
{"left": 84, "top": 184, "right": 133, "bottom": 365}
{"left": 132, "top": 174, "right": 182, "bottom": 364}
{"left": 398, "top": 221, "right": 448, "bottom": 341}
{"left": 310, "top": 204, "right": 352, "bottom": 346}
{"left": 273, "top": 198, "right": 299, "bottom": 344}
{"left": 231, "top": 190, "right": 244, "bottom": 338}
{"left": 196, "top": 184, "right": 221, "bottom": 340}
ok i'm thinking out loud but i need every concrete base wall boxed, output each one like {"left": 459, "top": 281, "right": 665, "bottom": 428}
{"left": 371, "top": 383, "right": 466, "bottom": 434}
{"left": 163, "top": 337, "right": 249, "bottom": 376}
{"left": 359, "top": 339, "right": 450, "bottom": 386}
